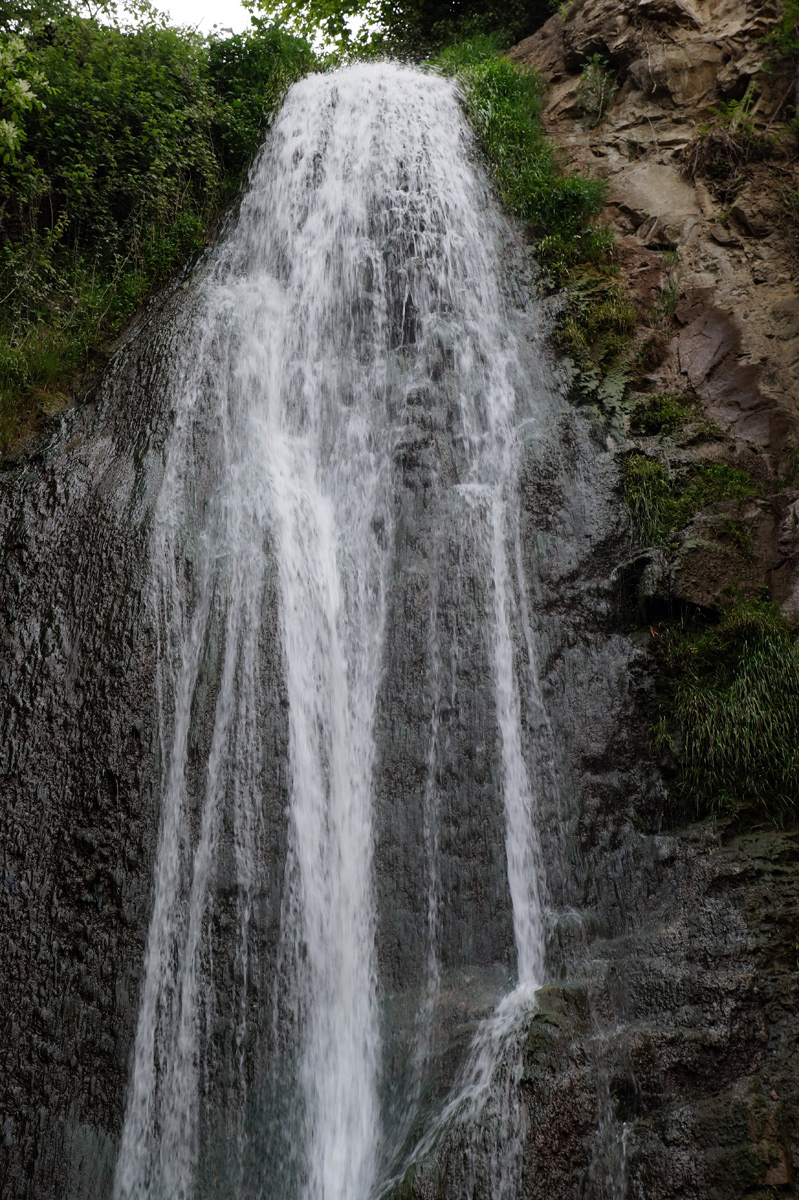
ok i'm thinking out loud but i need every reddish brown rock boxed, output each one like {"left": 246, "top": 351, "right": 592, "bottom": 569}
{"left": 511, "top": 0, "right": 799, "bottom": 609}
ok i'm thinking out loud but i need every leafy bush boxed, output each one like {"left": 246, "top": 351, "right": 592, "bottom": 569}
{"left": 431, "top": 37, "right": 607, "bottom": 262}
{"left": 0, "top": 1, "right": 313, "bottom": 450}
{"left": 623, "top": 455, "right": 759, "bottom": 545}
{"left": 248, "top": 0, "right": 553, "bottom": 56}
{"left": 658, "top": 598, "right": 799, "bottom": 818}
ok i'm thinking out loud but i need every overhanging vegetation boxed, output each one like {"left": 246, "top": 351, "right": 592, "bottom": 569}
{"left": 0, "top": 0, "right": 314, "bottom": 450}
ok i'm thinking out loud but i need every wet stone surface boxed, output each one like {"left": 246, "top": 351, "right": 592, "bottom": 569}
{"left": 0, "top": 300, "right": 177, "bottom": 1199}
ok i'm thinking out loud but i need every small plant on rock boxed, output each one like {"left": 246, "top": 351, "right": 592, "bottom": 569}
{"left": 555, "top": 267, "right": 637, "bottom": 398}
{"left": 718, "top": 517, "right": 755, "bottom": 559}
{"left": 711, "top": 91, "right": 759, "bottom": 139}
{"left": 622, "top": 455, "right": 673, "bottom": 545}
{"left": 576, "top": 53, "right": 618, "bottom": 128}
{"left": 682, "top": 87, "right": 774, "bottom": 200}
{"left": 788, "top": 441, "right": 799, "bottom": 484}
{"left": 762, "top": 0, "right": 799, "bottom": 118}
{"left": 631, "top": 392, "right": 699, "bottom": 436}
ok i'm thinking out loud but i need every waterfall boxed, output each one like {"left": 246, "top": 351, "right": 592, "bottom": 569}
{"left": 114, "top": 62, "right": 564, "bottom": 1200}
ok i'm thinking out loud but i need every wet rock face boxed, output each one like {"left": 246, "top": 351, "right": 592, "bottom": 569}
{"left": 0, "top": 300, "right": 178, "bottom": 1199}
{"left": 516, "top": 475, "right": 799, "bottom": 1200}
{"left": 580, "top": 828, "right": 799, "bottom": 1200}
{"left": 2, "top": 15, "right": 798, "bottom": 1199}
{"left": 393, "top": 490, "right": 799, "bottom": 1199}
{"left": 394, "top": 3, "right": 799, "bottom": 1196}
{"left": 373, "top": 386, "right": 515, "bottom": 995}
{"left": 392, "top": 5, "right": 799, "bottom": 1197}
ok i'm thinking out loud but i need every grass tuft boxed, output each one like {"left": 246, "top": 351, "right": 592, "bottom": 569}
{"left": 623, "top": 455, "right": 759, "bottom": 545}
{"left": 657, "top": 598, "right": 799, "bottom": 819}
{"left": 623, "top": 455, "right": 673, "bottom": 546}
{"left": 630, "top": 390, "right": 721, "bottom": 438}
{"left": 631, "top": 392, "right": 697, "bottom": 435}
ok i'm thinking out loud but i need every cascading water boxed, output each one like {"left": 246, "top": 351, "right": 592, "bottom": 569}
{"left": 113, "top": 62, "right": 570, "bottom": 1200}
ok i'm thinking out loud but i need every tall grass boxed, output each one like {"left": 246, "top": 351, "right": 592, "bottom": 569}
{"left": 623, "top": 455, "right": 759, "bottom": 546}
{"left": 663, "top": 599, "right": 799, "bottom": 818}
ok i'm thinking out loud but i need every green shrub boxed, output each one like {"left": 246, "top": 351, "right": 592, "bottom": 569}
{"left": 553, "top": 266, "right": 637, "bottom": 403}
{"left": 575, "top": 53, "right": 617, "bottom": 128}
{"left": 659, "top": 598, "right": 799, "bottom": 818}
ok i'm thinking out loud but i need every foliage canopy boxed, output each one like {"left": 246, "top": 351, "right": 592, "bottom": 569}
{"left": 0, "top": 0, "right": 313, "bottom": 449}
{"left": 247, "top": 0, "right": 552, "bottom": 55}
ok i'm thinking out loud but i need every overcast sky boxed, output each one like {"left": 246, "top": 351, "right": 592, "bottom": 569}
{"left": 154, "top": 0, "right": 254, "bottom": 33}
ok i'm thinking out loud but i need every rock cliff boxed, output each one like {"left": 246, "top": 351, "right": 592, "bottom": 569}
{"left": 395, "top": 5, "right": 799, "bottom": 1197}
{"left": 1, "top": 7, "right": 797, "bottom": 1199}
{"left": 512, "top": 0, "right": 799, "bottom": 619}
{"left": 503, "top": 3, "right": 799, "bottom": 1195}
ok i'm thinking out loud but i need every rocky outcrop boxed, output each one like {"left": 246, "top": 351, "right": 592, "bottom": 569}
{"left": 382, "top": 6, "right": 799, "bottom": 1199}
{"left": 0, "top": 318, "right": 169, "bottom": 1198}
{"left": 1, "top": 12, "right": 797, "bottom": 1200}
{"left": 512, "top": 0, "right": 799, "bottom": 610}
{"left": 496, "top": 4, "right": 799, "bottom": 1197}
{"left": 393, "top": 518, "right": 799, "bottom": 1200}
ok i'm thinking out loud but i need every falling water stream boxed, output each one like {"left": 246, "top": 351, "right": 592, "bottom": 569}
{"left": 113, "top": 62, "right": 570, "bottom": 1200}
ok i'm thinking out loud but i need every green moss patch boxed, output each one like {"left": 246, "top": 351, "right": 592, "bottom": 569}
{"left": 554, "top": 267, "right": 638, "bottom": 404}
{"left": 629, "top": 390, "right": 715, "bottom": 436}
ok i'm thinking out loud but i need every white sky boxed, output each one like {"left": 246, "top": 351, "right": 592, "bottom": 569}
{"left": 154, "top": 0, "right": 254, "bottom": 34}
{"left": 147, "top": 0, "right": 372, "bottom": 44}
